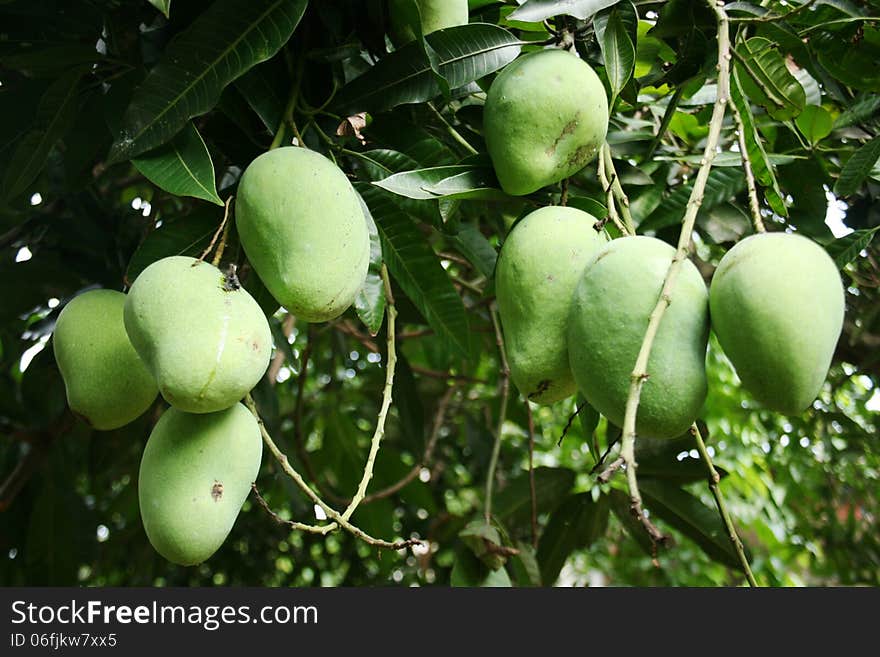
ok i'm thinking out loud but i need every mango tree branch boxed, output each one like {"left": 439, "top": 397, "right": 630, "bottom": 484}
{"left": 602, "top": 144, "right": 636, "bottom": 235}
{"left": 690, "top": 423, "right": 758, "bottom": 586}
{"left": 341, "top": 264, "right": 397, "bottom": 521}
{"left": 597, "top": 146, "right": 630, "bottom": 236}
{"left": 617, "top": 0, "right": 731, "bottom": 546}
{"left": 729, "top": 97, "right": 767, "bottom": 234}
{"left": 245, "top": 393, "right": 418, "bottom": 550}
{"left": 485, "top": 304, "right": 510, "bottom": 522}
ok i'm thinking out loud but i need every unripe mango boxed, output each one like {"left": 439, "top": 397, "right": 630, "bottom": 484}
{"left": 484, "top": 49, "right": 609, "bottom": 196}
{"left": 389, "top": 0, "right": 469, "bottom": 44}
{"left": 53, "top": 289, "right": 157, "bottom": 430}
{"left": 236, "top": 147, "right": 370, "bottom": 323}
{"left": 709, "top": 233, "right": 845, "bottom": 414}
{"left": 139, "top": 403, "right": 262, "bottom": 565}
{"left": 568, "top": 236, "right": 709, "bottom": 438}
{"left": 124, "top": 256, "right": 272, "bottom": 414}
{"left": 496, "top": 206, "right": 606, "bottom": 404}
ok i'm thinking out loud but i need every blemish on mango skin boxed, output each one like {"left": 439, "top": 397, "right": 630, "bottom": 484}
{"left": 545, "top": 117, "right": 580, "bottom": 157}
{"left": 211, "top": 481, "right": 224, "bottom": 501}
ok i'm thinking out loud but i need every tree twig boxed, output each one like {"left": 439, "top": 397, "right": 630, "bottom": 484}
{"left": 691, "top": 423, "right": 758, "bottom": 586}
{"left": 341, "top": 264, "right": 397, "bottom": 521}
{"left": 484, "top": 305, "right": 510, "bottom": 522}
{"left": 617, "top": 0, "right": 731, "bottom": 548}
{"left": 603, "top": 144, "right": 636, "bottom": 235}
{"left": 729, "top": 79, "right": 767, "bottom": 234}
{"left": 597, "top": 147, "right": 630, "bottom": 236}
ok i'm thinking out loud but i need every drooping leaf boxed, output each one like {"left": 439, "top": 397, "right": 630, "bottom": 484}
{"left": 2, "top": 69, "right": 84, "bottom": 201}
{"left": 730, "top": 69, "right": 787, "bottom": 216}
{"left": 131, "top": 122, "right": 223, "bottom": 205}
{"left": 599, "top": 8, "right": 635, "bottom": 102}
{"left": 109, "top": 0, "right": 307, "bottom": 162}
{"left": 493, "top": 466, "right": 577, "bottom": 526}
{"left": 357, "top": 184, "right": 471, "bottom": 358}
{"left": 577, "top": 397, "right": 601, "bottom": 462}
{"left": 509, "top": 0, "right": 621, "bottom": 22}
{"left": 824, "top": 226, "right": 880, "bottom": 268}
{"left": 608, "top": 488, "right": 655, "bottom": 557}
{"left": 422, "top": 170, "right": 508, "bottom": 201}
{"left": 333, "top": 23, "right": 521, "bottom": 115}
{"left": 536, "top": 492, "right": 609, "bottom": 585}
{"left": 234, "top": 58, "right": 288, "bottom": 132}
{"left": 735, "top": 36, "right": 806, "bottom": 121}
{"left": 374, "top": 165, "right": 497, "bottom": 200}
{"left": 639, "top": 479, "right": 742, "bottom": 570}
{"left": 834, "top": 136, "right": 880, "bottom": 197}
{"left": 451, "top": 223, "right": 498, "bottom": 279}
{"left": 354, "top": 194, "right": 387, "bottom": 336}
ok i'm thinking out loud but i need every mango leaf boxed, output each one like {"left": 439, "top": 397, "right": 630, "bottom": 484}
{"left": 354, "top": 194, "right": 387, "bottom": 336}
{"left": 357, "top": 184, "right": 471, "bottom": 358}
{"left": 599, "top": 7, "right": 635, "bottom": 102}
{"left": 509, "top": 542, "right": 542, "bottom": 587}
{"left": 824, "top": 226, "right": 880, "bottom": 268}
{"left": 577, "top": 397, "right": 601, "bottom": 462}
{"left": 392, "top": 353, "right": 425, "bottom": 451}
{"left": 730, "top": 69, "right": 787, "bottom": 216}
{"left": 639, "top": 168, "right": 744, "bottom": 232}
{"left": 2, "top": 69, "right": 83, "bottom": 201}
{"left": 125, "top": 210, "right": 220, "bottom": 284}
{"left": 639, "top": 479, "right": 742, "bottom": 570}
{"left": 834, "top": 136, "right": 880, "bottom": 197}
{"left": 567, "top": 196, "right": 608, "bottom": 220}
{"left": 493, "top": 466, "right": 577, "bottom": 526}
{"left": 796, "top": 105, "right": 832, "bottom": 146}
{"left": 536, "top": 492, "right": 609, "bottom": 585}
{"left": 509, "top": 0, "right": 621, "bottom": 22}
{"left": 735, "top": 36, "right": 805, "bottom": 121}
{"left": 423, "top": 170, "right": 508, "bottom": 201}
{"left": 608, "top": 488, "right": 655, "bottom": 557}
{"left": 451, "top": 223, "right": 498, "bottom": 279}
{"left": 639, "top": 455, "right": 728, "bottom": 485}
{"left": 109, "top": 0, "right": 307, "bottom": 162}
{"left": 148, "top": 0, "right": 170, "bottom": 17}
{"left": 234, "top": 59, "right": 288, "bottom": 132}
{"left": 333, "top": 23, "right": 521, "bottom": 115}
{"left": 374, "top": 165, "right": 493, "bottom": 199}
{"left": 833, "top": 93, "right": 880, "bottom": 129}
{"left": 131, "top": 122, "right": 223, "bottom": 205}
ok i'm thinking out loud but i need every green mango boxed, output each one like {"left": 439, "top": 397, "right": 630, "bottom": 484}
{"left": 236, "top": 147, "right": 370, "bottom": 322}
{"left": 124, "top": 256, "right": 272, "bottom": 414}
{"left": 388, "top": 0, "right": 469, "bottom": 44}
{"left": 496, "top": 206, "right": 606, "bottom": 404}
{"left": 568, "top": 236, "right": 709, "bottom": 438}
{"left": 52, "top": 289, "right": 157, "bottom": 430}
{"left": 139, "top": 403, "right": 262, "bottom": 565}
{"left": 484, "top": 49, "right": 609, "bottom": 196}
{"left": 710, "top": 233, "right": 845, "bottom": 414}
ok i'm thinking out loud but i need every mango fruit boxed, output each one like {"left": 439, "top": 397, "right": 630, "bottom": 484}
{"left": 568, "top": 236, "right": 710, "bottom": 438}
{"left": 496, "top": 206, "right": 606, "bottom": 404}
{"left": 139, "top": 403, "right": 262, "bottom": 565}
{"left": 124, "top": 256, "right": 272, "bottom": 414}
{"left": 53, "top": 289, "right": 157, "bottom": 430}
{"left": 484, "top": 49, "right": 609, "bottom": 196}
{"left": 236, "top": 147, "right": 370, "bottom": 322}
{"left": 709, "top": 233, "right": 845, "bottom": 414}
{"left": 389, "top": 0, "right": 469, "bottom": 44}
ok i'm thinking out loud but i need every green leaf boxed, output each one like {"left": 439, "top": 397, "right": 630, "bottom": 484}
{"left": 734, "top": 37, "right": 806, "bottom": 121}
{"left": 392, "top": 353, "right": 425, "bottom": 452}
{"left": 234, "top": 59, "right": 288, "bottom": 132}
{"left": 834, "top": 136, "right": 880, "bottom": 197}
{"left": 833, "top": 93, "right": 880, "bottom": 129}
{"left": 536, "top": 493, "right": 609, "bottom": 585}
{"left": 639, "top": 455, "right": 728, "bottom": 485}
{"left": 639, "top": 479, "right": 742, "bottom": 569}
{"left": 493, "top": 466, "right": 577, "bottom": 526}
{"left": 333, "top": 23, "right": 521, "bottom": 115}
{"left": 639, "top": 168, "right": 744, "bottom": 232}
{"left": 566, "top": 196, "right": 608, "bottom": 220}
{"left": 2, "top": 69, "right": 83, "bottom": 201}
{"left": 353, "top": 194, "right": 387, "bottom": 336}
{"left": 131, "top": 122, "right": 223, "bottom": 205}
{"left": 509, "top": 0, "right": 621, "bottom": 22}
{"left": 730, "top": 69, "right": 787, "bottom": 216}
{"left": 375, "top": 165, "right": 499, "bottom": 200}
{"left": 578, "top": 397, "right": 601, "bottom": 462}
{"left": 451, "top": 223, "right": 498, "bottom": 279}
{"left": 109, "top": 0, "right": 307, "bottom": 161}
{"left": 608, "top": 488, "right": 656, "bottom": 556}
{"left": 148, "top": 0, "right": 171, "bottom": 17}
{"left": 599, "top": 8, "right": 635, "bottom": 102}
{"left": 824, "top": 226, "right": 880, "bottom": 268}
{"left": 357, "top": 184, "right": 471, "bottom": 358}
{"left": 796, "top": 105, "right": 833, "bottom": 145}
{"left": 125, "top": 210, "right": 220, "bottom": 284}
{"left": 510, "top": 542, "right": 542, "bottom": 586}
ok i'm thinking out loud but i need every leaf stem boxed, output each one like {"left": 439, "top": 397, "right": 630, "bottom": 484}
{"left": 729, "top": 95, "right": 767, "bottom": 233}
{"left": 485, "top": 304, "right": 510, "bottom": 522}
{"left": 426, "top": 102, "right": 478, "bottom": 156}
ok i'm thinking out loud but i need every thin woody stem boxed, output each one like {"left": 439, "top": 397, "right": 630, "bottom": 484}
{"left": 602, "top": 144, "right": 636, "bottom": 235}
{"left": 485, "top": 305, "right": 510, "bottom": 522}
{"left": 617, "top": 0, "right": 731, "bottom": 546}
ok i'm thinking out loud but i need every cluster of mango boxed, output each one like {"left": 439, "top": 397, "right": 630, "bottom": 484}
{"left": 52, "top": 147, "right": 371, "bottom": 565}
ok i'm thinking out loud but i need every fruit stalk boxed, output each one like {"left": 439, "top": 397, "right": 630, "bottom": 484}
{"left": 601, "top": 144, "right": 636, "bottom": 235}
{"left": 341, "top": 265, "right": 398, "bottom": 521}
{"left": 691, "top": 423, "right": 758, "bottom": 586}
{"left": 729, "top": 82, "right": 767, "bottom": 234}
{"left": 618, "top": 0, "right": 731, "bottom": 546}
